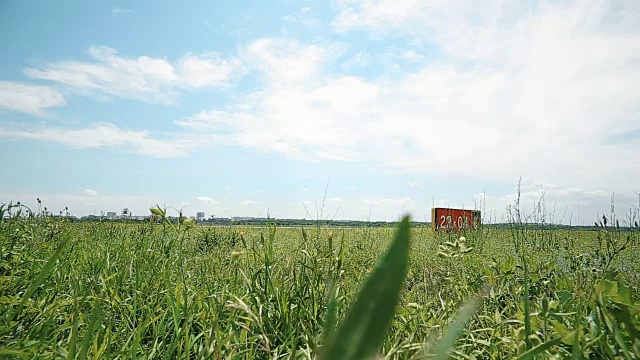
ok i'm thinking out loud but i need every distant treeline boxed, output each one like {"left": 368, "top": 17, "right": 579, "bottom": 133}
{"left": 62, "top": 215, "right": 640, "bottom": 231}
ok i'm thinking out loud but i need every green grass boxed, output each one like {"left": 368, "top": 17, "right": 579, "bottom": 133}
{"left": 1, "top": 203, "right": 639, "bottom": 359}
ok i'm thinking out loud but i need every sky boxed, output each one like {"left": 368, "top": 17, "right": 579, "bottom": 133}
{"left": 1, "top": 0, "right": 639, "bottom": 224}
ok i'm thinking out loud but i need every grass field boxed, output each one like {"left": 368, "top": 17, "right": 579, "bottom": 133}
{"left": 1, "top": 202, "right": 639, "bottom": 359}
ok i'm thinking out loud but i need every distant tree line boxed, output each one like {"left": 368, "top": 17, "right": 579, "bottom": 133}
{"left": 65, "top": 215, "right": 640, "bottom": 231}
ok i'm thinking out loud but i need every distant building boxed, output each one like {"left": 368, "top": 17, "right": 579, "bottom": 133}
{"left": 106, "top": 212, "right": 117, "bottom": 220}
{"left": 121, "top": 208, "right": 130, "bottom": 217}
{"left": 196, "top": 212, "right": 205, "bottom": 221}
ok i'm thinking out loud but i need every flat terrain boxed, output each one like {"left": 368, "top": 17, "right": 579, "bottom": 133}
{"left": 1, "top": 211, "right": 639, "bottom": 359}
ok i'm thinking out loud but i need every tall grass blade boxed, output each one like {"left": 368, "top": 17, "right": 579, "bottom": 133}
{"left": 321, "top": 215, "right": 411, "bottom": 360}
{"left": 79, "top": 303, "right": 104, "bottom": 359}
{"left": 12, "top": 236, "right": 67, "bottom": 321}
{"left": 430, "top": 295, "right": 481, "bottom": 359}
{"left": 67, "top": 305, "right": 78, "bottom": 360}
{"left": 324, "top": 274, "right": 339, "bottom": 345}
{"left": 572, "top": 305, "right": 582, "bottom": 360}
{"left": 523, "top": 259, "right": 532, "bottom": 350}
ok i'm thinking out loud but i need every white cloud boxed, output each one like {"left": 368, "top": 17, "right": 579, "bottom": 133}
{"left": 400, "top": 50, "right": 424, "bottom": 62}
{"left": 341, "top": 51, "right": 371, "bottom": 70}
{"left": 83, "top": 189, "right": 99, "bottom": 196}
{"left": 332, "top": 0, "right": 429, "bottom": 34}
{"left": 356, "top": 197, "right": 416, "bottom": 220}
{"left": 239, "top": 38, "right": 344, "bottom": 84}
{"left": 406, "top": 181, "right": 422, "bottom": 189}
{"left": 0, "top": 122, "right": 201, "bottom": 158}
{"left": 0, "top": 81, "right": 65, "bottom": 116}
{"left": 176, "top": 38, "right": 377, "bottom": 162}
{"left": 328, "top": 197, "right": 343, "bottom": 202}
{"left": 183, "top": 44, "right": 499, "bottom": 165}
{"left": 177, "top": 53, "right": 246, "bottom": 88}
{"left": 331, "top": 0, "right": 524, "bottom": 61}
{"left": 240, "top": 200, "right": 262, "bottom": 205}
{"left": 197, "top": 196, "right": 220, "bottom": 204}
{"left": 112, "top": 7, "right": 138, "bottom": 15}
{"left": 300, "top": 188, "right": 310, "bottom": 192}
{"left": 363, "top": 197, "right": 412, "bottom": 205}
{"left": 283, "top": 7, "right": 320, "bottom": 28}
{"left": 308, "top": 76, "right": 379, "bottom": 113}
{"left": 24, "top": 46, "right": 245, "bottom": 103}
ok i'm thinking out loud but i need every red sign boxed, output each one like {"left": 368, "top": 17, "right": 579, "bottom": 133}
{"left": 432, "top": 208, "right": 481, "bottom": 231}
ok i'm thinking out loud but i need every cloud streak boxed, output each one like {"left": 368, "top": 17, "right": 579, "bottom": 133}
{"left": 197, "top": 196, "right": 220, "bottom": 204}
{"left": 83, "top": 189, "right": 99, "bottom": 196}
{"left": 406, "top": 181, "right": 422, "bottom": 189}
{"left": 25, "top": 46, "right": 245, "bottom": 103}
{"left": 0, "top": 122, "right": 203, "bottom": 158}
{"left": 0, "top": 81, "right": 65, "bottom": 116}
{"left": 112, "top": 7, "right": 138, "bottom": 15}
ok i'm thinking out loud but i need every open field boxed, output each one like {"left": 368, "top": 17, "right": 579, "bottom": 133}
{"left": 1, "top": 205, "right": 639, "bottom": 359}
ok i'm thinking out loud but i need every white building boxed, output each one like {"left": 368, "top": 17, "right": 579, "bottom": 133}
{"left": 196, "top": 212, "right": 205, "bottom": 221}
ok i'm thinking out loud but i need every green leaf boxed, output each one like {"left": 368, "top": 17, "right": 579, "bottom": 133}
{"left": 613, "top": 282, "right": 633, "bottom": 305}
{"left": 556, "top": 290, "right": 573, "bottom": 305}
{"left": 183, "top": 217, "right": 195, "bottom": 230}
{"left": 595, "top": 279, "right": 618, "bottom": 300}
{"left": 0, "top": 349, "right": 29, "bottom": 358}
{"left": 516, "top": 334, "right": 568, "bottom": 360}
{"left": 321, "top": 215, "right": 411, "bottom": 360}
{"left": 150, "top": 206, "right": 165, "bottom": 217}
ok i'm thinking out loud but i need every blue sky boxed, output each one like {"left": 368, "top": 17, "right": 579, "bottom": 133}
{"left": 1, "top": 0, "right": 639, "bottom": 223}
